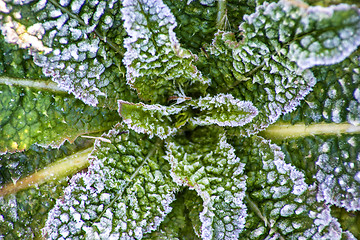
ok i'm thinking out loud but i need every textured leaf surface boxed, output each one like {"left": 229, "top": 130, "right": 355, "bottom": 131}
{"left": 0, "top": 34, "right": 45, "bottom": 79}
{"left": 166, "top": 127, "right": 247, "bottom": 240}
{"left": 143, "top": 189, "right": 200, "bottom": 240}
{"left": 163, "top": 0, "right": 217, "bottom": 53}
{"left": 0, "top": 138, "right": 93, "bottom": 239}
{"left": 199, "top": 28, "right": 316, "bottom": 136}
{"left": 0, "top": 84, "right": 119, "bottom": 153}
{"left": 119, "top": 100, "right": 186, "bottom": 139}
{"left": 44, "top": 127, "right": 179, "bottom": 239}
{"left": 263, "top": 52, "right": 360, "bottom": 211}
{"left": 122, "top": 0, "right": 209, "bottom": 104}
{"left": 189, "top": 93, "right": 258, "bottom": 127}
{"left": 230, "top": 135, "right": 347, "bottom": 239}
{"left": 0, "top": 0, "right": 138, "bottom": 108}
{"left": 1, "top": 180, "right": 68, "bottom": 240}
{"left": 286, "top": 3, "right": 360, "bottom": 69}
{"left": 0, "top": 0, "right": 359, "bottom": 239}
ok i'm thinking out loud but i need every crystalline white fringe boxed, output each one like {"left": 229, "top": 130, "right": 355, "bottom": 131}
{"left": 190, "top": 93, "right": 258, "bottom": 127}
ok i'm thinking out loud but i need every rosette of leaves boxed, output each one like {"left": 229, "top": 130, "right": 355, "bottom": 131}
{"left": 0, "top": 0, "right": 360, "bottom": 239}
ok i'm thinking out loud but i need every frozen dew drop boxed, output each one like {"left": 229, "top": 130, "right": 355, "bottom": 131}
{"left": 354, "top": 172, "right": 360, "bottom": 183}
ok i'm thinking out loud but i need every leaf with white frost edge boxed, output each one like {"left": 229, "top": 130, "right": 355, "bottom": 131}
{"left": 204, "top": 29, "right": 316, "bottom": 136}
{"left": 118, "top": 100, "right": 187, "bottom": 139}
{"left": 165, "top": 127, "right": 247, "bottom": 240}
{"left": 0, "top": 139, "right": 92, "bottom": 239}
{"left": 230, "top": 135, "right": 349, "bottom": 239}
{"left": 0, "top": 84, "right": 120, "bottom": 153}
{"left": 222, "top": 0, "right": 359, "bottom": 136}
{"left": 265, "top": 54, "right": 360, "bottom": 211}
{"left": 43, "top": 127, "right": 179, "bottom": 239}
{"left": 286, "top": 3, "right": 360, "bottom": 69}
{"left": 189, "top": 93, "right": 258, "bottom": 127}
{"left": 0, "top": 0, "right": 138, "bottom": 108}
{"left": 122, "top": 0, "right": 209, "bottom": 104}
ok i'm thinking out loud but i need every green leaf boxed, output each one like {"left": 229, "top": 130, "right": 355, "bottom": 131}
{"left": 0, "top": 0, "right": 138, "bottom": 108}
{"left": 166, "top": 127, "right": 247, "bottom": 239}
{"left": 0, "top": 34, "right": 45, "bottom": 79}
{"left": 189, "top": 93, "right": 258, "bottom": 127}
{"left": 0, "top": 0, "right": 360, "bottom": 239}
{"left": 0, "top": 83, "right": 119, "bottom": 153}
{"left": 286, "top": 3, "right": 360, "bottom": 69}
{"left": 199, "top": 28, "right": 316, "bottom": 136}
{"left": 262, "top": 50, "right": 360, "bottom": 211}
{"left": 162, "top": 0, "right": 218, "bottom": 53}
{"left": 44, "top": 126, "right": 179, "bottom": 239}
{"left": 119, "top": 100, "right": 187, "bottom": 139}
{"left": 143, "top": 189, "right": 201, "bottom": 240}
{"left": 230, "top": 135, "right": 349, "bottom": 239}
{"left": 119, "top": 93, "right": 257, "bottom": 139}
{"left": 122, "top": 0, "right": 210, "bottom": 104}
{"left": 0, "top": 181, "right": 68, "bottom": 239}
{"left": 0, "top": 138, "right": 93, "bottom": 239}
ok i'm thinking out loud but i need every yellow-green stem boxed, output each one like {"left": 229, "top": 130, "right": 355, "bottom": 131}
{"left": 261, "top": 122, "right": 360, "bottom": 140}
{"left": 0, "top": 76, "right": 66, "bottom": 93}
{"left": 0, "top": 147, "right": 92, "bottom": 197}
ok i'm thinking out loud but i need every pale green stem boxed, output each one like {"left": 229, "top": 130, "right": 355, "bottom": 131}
{"left": 0, "top": 147, "right": 92, "bottom": 197}
{"left": 261, "top": 122, "right": 360, "bottom": 140}
{"left": 216, "top": 0, "right": 228, "bottom": 30}
{"left": 0, "top": 76, "right": 66, "bottom": 93}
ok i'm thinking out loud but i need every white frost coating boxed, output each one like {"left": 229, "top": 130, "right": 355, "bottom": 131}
{"left": 118, "top": 100, "right": 186, "bottom": 139}
{"left": 0, "top": 0, "right": 10, "bottom": 13}
{"left": 289, "top": 3, "right": 360, "bottom": 69}
{"left": 93, "top": 1, "right": 106, "bottom": 22}
{"left": 166, "top": 134, "right": 247, "bottom": 240}
{"left": 122, "top": 0, "right": 177, "bottom": 66}
{"left": 280, "top": 204, "right": 297, "bottom": 217}
{"left": 122, "top": 0, "right": 209, "bottom": 95}
{"left": 190, "top": 94, "right": 258, "bottom": 127}
{"left": 45, "top": 128, "right": 179, "bottom": 239}
{"left": 71, "top": 0, "right": 85, "bottom": 14}
{"left": 354, "top": 88, "right": 360, "bottom": 103}
{"left": 354, "top": 172, "right": 360, "bottom": 183}
{"left": 316, "top": 149, "right": 360, "bottom": 211}
{"left": 0, "top": 18, "right": 52, "bottom": 53}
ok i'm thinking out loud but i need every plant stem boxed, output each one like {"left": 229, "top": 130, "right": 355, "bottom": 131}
{"left": 0, "top": 76, "right": 66, "bottom": 93}
{"left": 216, "top": 0, "right": 228, "bottom": 30}
{"left": 0, "top": 147, "right": 92, "bottom": 197}
{"left": 261, "top": 122, "right": 360, "bottom": 140}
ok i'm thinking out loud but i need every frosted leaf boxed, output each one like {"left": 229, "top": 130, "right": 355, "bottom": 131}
{"left": 165, "top": 127, "right": 247, "bottom": 240}
{"left": 118, "top": 100, "right": 187, "bottom": 139}
{"left": 207, "top": 25, "right": 316, "bottom": 136}
{"left": 286, "top": 3, "right": 360, "bottom": 69}
{"left": 43, "top": 127, "right": 179, "bottom": 239}
{"left": 315, "top": 135, "right": 360, "bottom": 211}
{"left": 189, "top": 93, "right": 258, "bottom": 127}
{"left": 0, "top": 0, "right": 137, "bottom": 109}
{"left": 122, "top": 0, "right": 209, "bottom": 104}
{"left": 0, "top": 18, "right": 51, "bottom": 53}
{"left": 231, "top": 136, "right": 345, "bottom": 239}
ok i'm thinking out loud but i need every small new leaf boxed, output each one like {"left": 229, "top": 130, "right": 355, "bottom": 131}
{"left": 119, "top": 100, "right": 187, "bottom": 139}
{"left": 190, "top": 93, "right": 258, "bottom": 127}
